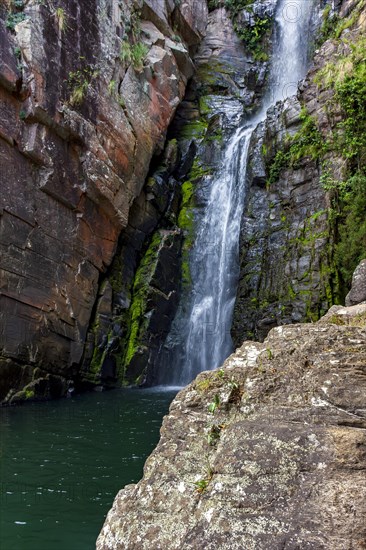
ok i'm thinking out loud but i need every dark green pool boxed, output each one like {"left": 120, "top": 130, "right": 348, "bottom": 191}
{"left": 0, "top": 388, "right": 178, "bottom": 550}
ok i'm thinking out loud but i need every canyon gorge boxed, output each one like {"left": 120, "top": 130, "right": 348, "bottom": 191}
{"left": 0, "top": 0, "right": 366, "bottom": 547}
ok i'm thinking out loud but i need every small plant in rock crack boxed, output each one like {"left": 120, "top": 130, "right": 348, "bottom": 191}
{"left": 193, "top": 459, "right": 215, "bottom": 493}
{"left": 108, "top": 79, "right": 116, "bottom": 96}
{"left": 228, "top": 378, "right": 239, "bottom": 390}
{"left": 67, "top": 64, "right": 99, "bottom": 106}
{"left": 227, "top": 380, "right": 244, "bottom": 407}
{"left": 207, "top": 424, "right": 223, "bottom": 446}
{"left": 193, "top": 478, "right": 209, "bottom": 493}
{"left": 208, "top": 394, "right": 221, "bottom": 414}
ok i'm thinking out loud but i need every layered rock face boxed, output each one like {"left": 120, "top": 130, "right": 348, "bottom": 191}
{"left": 97, "top": 304, "right": 366, "bottom": 549}
{"left": 0, "top": 0, "right": 207, "bottom": 402}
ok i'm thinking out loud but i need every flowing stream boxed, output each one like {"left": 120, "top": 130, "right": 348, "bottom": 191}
{"left": 162, "top": 0, "right": 316, "bottom": 386}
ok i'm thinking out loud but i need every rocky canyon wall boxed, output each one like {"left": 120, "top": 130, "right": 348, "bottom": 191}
{"left": 232, "top": 0, "right": 366, "bottom": 343}
{"left": 2, "top": 0, "right": 366, "bottom": 402}
{"left": 0, "top": 0, "right": 207, "bottom": 403}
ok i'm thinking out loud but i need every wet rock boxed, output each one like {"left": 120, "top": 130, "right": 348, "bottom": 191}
{"left": 194, "top": 7, "right": 270, "bottom": 108}
{"left": 0, "top": 0, "right": 207, "bottom": 402}
{"left": 232, "top": 94, "right": 330, "bottom": 344}
{"left": 97, "top": 310, "right": 366, "bottom": 549}
{"left": 232, "top": 0, "right": 358, "bottom": 344}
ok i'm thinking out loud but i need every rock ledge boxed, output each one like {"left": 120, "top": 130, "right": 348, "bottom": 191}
{"left": 97, "top": 305, "right": 366, "bottom": 549}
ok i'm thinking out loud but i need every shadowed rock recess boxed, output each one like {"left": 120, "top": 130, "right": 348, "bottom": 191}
{"left": 97, "top": 306, "right": 366, "bottom": 549}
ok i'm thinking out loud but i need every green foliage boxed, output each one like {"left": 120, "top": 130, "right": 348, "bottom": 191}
{"left": 315, "top": 0, "right": 364, "bottom": 48}
{"left": 25, "top": 388, "right": 35, "bottom": 400}
{"left": 207, "top": 0, "right": 220, "bottom": 10}
{"left": 224, "top": 0, "right": 252, "bottom": 14}
{"left": 208, "top": 394, "right": 221, "bottom": 414}
{"left": 207, "top": 0, "right": 273, "bottom": 58}
{"left": 124, "top": 232, "right": 163, "bottom": 368}
{"left": 131, "top": 42, "right": 149, "bottom": 71}
{"left": 314, "top": 35, "right": 366, "bottom": 285}
{"left": 267, "top": 109, "right": 326, "bottom": 185}
{"left": 333, "top": 171, "right": 366, "bottom": 284}
{"left": 335, "top": 69, "right": 366, "bottom": 165}
{"left": 222, "top": 0, "right": 272, "bottom": 60}
{"left": 234, "top": 16, "right": 270, "bottom": 60}
{"left": 193, "top": 460, "right": 214, "bottom": 493}
{"left": 6, "top": 11, "right": 26, "bottom": 30}
{"left": 4, "top": 0, "right": 27, "bottom": 31}
{"left": 67, "top": 65, "right": 99, "bottom": 106}
{"left": 194, "top": 478, "right": 209, "bottom": 493}
{"left": 108, "top": 79, "right": 116, "bottom": 96}
{"left": 179, "top": 120, "right": 208, "bottom": 140}
{"left": 207, "top": 424, "right": 222, "bottom": 446}
{"left": 55, "top": 7, "right": 67, "bottom": 32}
{"left": 120, "top": 40, "right": 148, "bottom": 71}
{"left": 267, "top": 149, "right": 289, "bottom": 185}
{"left": 314, "top": 4, "right": 339, "bottom": 47}
{"left": 178, "top": 181, "right": 195, "bottom": 286}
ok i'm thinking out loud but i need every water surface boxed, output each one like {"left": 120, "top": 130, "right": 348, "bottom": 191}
{"left": 0, "top": 388, "right": 177, "bottom": 549}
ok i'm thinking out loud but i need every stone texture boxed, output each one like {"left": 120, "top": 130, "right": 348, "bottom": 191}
{"left": 97, "top": 306, "right": 366, "bottom": 549}
{"left": 194, "top": 6, "right": 273, "bottom": 109}
{"left": 345, "top": 259, "right": 366, "bottom": 306}
{"left": 0, "top": 0, "right": 207, "bottom": 403}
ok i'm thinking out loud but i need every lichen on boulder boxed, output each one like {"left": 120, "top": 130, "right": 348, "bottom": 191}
{"left": 97, "top": 305, "right": 366, "bottom": 549}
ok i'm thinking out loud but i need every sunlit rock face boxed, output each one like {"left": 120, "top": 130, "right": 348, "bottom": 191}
{"left": 0, "top": 0, "right": 207, "bottom": 403}
{"left": 97, "top": 304, "right": 366, "bottom": 549}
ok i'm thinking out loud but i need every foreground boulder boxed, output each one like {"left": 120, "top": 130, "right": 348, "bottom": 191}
{"left": 97, "top": 305, "right": 366, "bottom": 549}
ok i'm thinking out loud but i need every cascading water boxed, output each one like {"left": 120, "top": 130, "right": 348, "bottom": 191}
{"left": 161, "top": 0, "right": 316, "bottom": 386}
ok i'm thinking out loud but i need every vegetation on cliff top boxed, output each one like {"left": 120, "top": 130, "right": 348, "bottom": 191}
{"left": 317, "top": 35, "right": 366, "bottom": 285}
{"left": 267, "top": 28, "right": 366, "bottom": 291}
{"left": 208, "top": 0, "right": 272, "bottom": 61}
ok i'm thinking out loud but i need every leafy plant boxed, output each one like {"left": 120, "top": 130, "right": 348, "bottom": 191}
{"left": 194, "top": 478, "right": 209, "bottom": 493}
{"left": 208, "top": 394, "right": 221, "bottom": 414}
{"left": 207, "top": 424, "right": 222, "bottom": 446}
{"left": 130, "top": 42, "right": 148, "bottom": 71}
{"left": 108, "top": 79, "right": 116, "bottom": 96}
{"left": 267, "top": 109, "right": 326, "bottom": 185}
{"left": 6, "top": 11, "right": 26, "bottom": 30}
{"left": 120, "top": 41, "right": 148, "bottom": 71}
{"left": 193, "top": 459, "right": 214, "bottom": 493}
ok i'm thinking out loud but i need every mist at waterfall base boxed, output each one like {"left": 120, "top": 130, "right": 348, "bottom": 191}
{"left": 159, "top": 0, "right": 316, "bottom": 386}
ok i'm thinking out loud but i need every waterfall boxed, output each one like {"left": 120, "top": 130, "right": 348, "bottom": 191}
{"left": 160, "top": 0, "right": 316, "bottom": 386}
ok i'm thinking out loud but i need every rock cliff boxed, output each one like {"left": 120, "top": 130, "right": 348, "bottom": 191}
{"left": 1, "top": 0, "right": 365, "bottom": 405}
{"left": 97, "top": 302, "right": 366, "bottom": 549}
{"left": 232, "top": 0, "right": 366, "bottom": 344}
{"left": 0, "top": 0, "right": 207, "bottom": 402}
